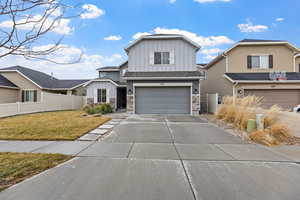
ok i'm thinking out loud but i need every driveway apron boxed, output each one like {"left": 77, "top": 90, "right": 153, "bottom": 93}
{"left": 1, "top": 114, "right": 300, "bottom": 200}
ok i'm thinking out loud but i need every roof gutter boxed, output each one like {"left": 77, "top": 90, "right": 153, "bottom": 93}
{"left": 123, "top": 76, "right": 203, "bottom": 80}
{"left": 0, "top": 85, "right": 19, "bottom": 90}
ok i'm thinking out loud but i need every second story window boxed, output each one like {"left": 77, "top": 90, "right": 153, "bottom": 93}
{"left": 154, "top": 52, "right": 170, "bottom": 64}
{"left": 247, "top": 55, "right": 273, "bottom": 69}
{"left": 99, "top": 72, "right": 107, "bottom": 78}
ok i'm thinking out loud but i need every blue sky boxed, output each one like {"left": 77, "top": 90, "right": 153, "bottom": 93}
{"left": 0, "top": 0, "right": 300, "bottom": 79}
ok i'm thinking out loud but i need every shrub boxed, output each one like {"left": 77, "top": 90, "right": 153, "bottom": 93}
{"left": 83, "top": 104, "right": 113, "bottom": 115}
{"left": 99, "top": 103, "right": 113, "bottom": 114}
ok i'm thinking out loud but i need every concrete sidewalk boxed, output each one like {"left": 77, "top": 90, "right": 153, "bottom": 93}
{"left": 1, "top": 114, "right": 300, "bottom": 200}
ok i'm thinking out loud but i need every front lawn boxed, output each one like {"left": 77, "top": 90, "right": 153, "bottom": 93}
{"left": 0, "top": 111, "right": 110, "bottom": 140}
{"left": 0, "top": 152, "right": 71, "bottom": 191}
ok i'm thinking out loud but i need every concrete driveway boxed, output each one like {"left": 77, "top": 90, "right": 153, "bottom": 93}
{"left": 1, "top": 115, "right": 300, "bottom": 200}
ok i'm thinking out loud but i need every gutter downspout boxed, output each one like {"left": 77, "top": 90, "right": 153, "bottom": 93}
{"left": 232, "top": 82, "right": 238, "bottom": 105}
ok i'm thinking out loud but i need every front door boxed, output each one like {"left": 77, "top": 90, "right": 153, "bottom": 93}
{"left": 117, "top": 87, "right": 127, "bottom": 109}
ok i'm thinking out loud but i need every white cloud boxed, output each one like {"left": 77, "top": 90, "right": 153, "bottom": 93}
{"left": 80, "top": 4, "right": 105, "bottom": 19}
{"left": 0, "top": 14, "right": 73, "bottom": 35}
{"left": 169, "top": 0, "right": 176, "bottom": 3}
{"left": 200, "top": 48, "right": 222, "bottom": 62}
{"left": 201, "top": 48, "right": 222, "bottom": 55}
{"left": 194, "top": 0, "right": 231, "bottom": 3}
{"left": 276, "top": 18, "right": 284, "bottom": 22}
{"left": 238, "top": 21, "right": 268, "bottom": 33}
{"left": 132, "top": 27, "right": 234, "bottom": 47}
{"left": 104, "top": 35, "right": 122, "bottom": 41}
{"left": 132, "top": 32, "right": 152, "bottom": 40}
{"left": 0, "top": 44, "right": 123, "bottom": 79}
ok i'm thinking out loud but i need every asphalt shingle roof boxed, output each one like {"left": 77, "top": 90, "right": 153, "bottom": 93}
{"left": 0, "top": 74, "right": 18, "bottom": 88}
{"left": 0, "top": 66, "right": 89, "bottom": 89}
{"left": 239, "top": 39, "right": 287, "bottom": 43}
{"left": 225, "top": 72, "right": 300, "bottom": 81}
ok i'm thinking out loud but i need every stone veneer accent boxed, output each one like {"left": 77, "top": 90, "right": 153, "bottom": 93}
{"left": 86, "top": 97, "right": 117, "bottom": 111}
{"left": 87, "top": 98, "right": 94, "bottom": 105}
{"left": 192, "top": 94, "right": 201, "bottom": 115}
{"left": 127, "top": 95, "right": 134, "bottom": 114}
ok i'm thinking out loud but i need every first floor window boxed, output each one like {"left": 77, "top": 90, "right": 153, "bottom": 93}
{"left": 97, "top": 89, "right": 107, "bottom": 103}
{"left": 247, "top": 55, "right": 273, "bottom": 69}
{"left": 22, "top": 90, "right": 37, "bottom": 102}
{"left": 154, "top": 52, "right": 170, "bottom": 64}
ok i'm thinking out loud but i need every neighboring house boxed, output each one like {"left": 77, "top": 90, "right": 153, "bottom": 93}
{"left": 85, "top": 34, "right": 204, "bottom": 115}
{"left": 201, "top": 39, "right": 300, "bottom": 110}
{"left": 0, "top": 66, "right": 89, "bottom": 104}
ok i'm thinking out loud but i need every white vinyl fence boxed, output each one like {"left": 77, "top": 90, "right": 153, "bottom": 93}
{"left": 0, "top": 92, "right": 86, "bottom": 118}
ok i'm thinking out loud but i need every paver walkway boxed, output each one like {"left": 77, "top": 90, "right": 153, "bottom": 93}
{"left": 1, "top": 114, "right": 300, "bottom": 200}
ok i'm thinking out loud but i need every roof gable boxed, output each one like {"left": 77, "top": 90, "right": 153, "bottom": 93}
{"left": 0, "top": 74, "right": 18, "bottom": 88}
{"left": 124, "top": 34, "right": 201, "bottom": 53}
{"left": 0, "top": 66, "right": 89, "bottom": 89}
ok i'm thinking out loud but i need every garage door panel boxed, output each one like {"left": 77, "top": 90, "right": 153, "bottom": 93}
{"left": 135, "top": 87, "right": 190, "bottom": 114}
{"left": 245, "top": 89, "right": 300, "bottom": 109}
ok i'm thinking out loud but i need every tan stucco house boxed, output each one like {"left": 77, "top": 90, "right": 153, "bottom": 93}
{"left": 0, "top": 66, "right": 89, "bottom": 104}
{"left": 201, "top": 39, "right": 300, "bottom": 110}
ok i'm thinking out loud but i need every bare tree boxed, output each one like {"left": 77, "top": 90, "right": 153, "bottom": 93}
{"left": 0, "top": 0, "right": 82, "bottom": 63}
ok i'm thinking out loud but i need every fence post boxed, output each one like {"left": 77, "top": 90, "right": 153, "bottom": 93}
{"left": 17, "top": 102, "right": 20, "bottom": 114}
{"left": 72, "top": 95, "right": 74, "bottom": 110}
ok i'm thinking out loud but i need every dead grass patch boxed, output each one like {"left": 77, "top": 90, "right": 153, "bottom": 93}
{"left": 0, "top": 152, "right": 71, "bottom": 191}
{"left": 215, "top": 96, "right": 294, "bottom": 146}
{"left": 0, "top": 111, "right": 110, "bottom": 140}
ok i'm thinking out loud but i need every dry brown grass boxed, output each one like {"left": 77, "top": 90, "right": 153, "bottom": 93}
{"left": 216, "top": 96, "right": 261, "bottom": 131}
{"left": 249, "top": 129, "right": 279, "bottom": 146}
{"left": 0, "top": 152, "right": 71, "bottom": 191}
{"left": 0, "top": 111, "right": 110, "bottom": 140}
{"left": 270, "top": 124, "right": 293, "bottom": 143}
{"left": 215, "top": 96, "right": 294, "bottom": 146}
{"left": 264, "top": 105, "right": 282, "bottom": 128}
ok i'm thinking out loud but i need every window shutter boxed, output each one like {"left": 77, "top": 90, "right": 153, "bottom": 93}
{"left": 247, "top": 56, "right": 252, "bottom": 69}
{"left": 170, "top": 50, "right": 175, "bottom": 64}
{"left": 22, "top": 90, "right": 25, "bottom": 102}
{"left": 269, "top": 55, "right": 273, "bottom": 68}
{"left": 33, "top": 91, "right": 37, "bottom": 102}
{"left": 97, "top": 89, "right": 101, "bottom": 103}
{"left": 149, "top": 52, "right": 154, "bottom": 65}
{"left": 106, "top": 89, "right": 109, "bottom": 103}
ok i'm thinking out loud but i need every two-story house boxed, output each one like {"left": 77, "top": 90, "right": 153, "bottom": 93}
{"left": 201, "top": 39, "right": 300, "bottom": 110}
{"left": 84, "top": 34, "right": 204, "bottom": 115}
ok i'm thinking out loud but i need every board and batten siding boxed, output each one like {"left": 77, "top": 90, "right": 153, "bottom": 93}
{"left": 86, "top": 81, "right": 117, "bottom": 104}
{"left": 128, "top": 39, "right": 197, "bottom": 72}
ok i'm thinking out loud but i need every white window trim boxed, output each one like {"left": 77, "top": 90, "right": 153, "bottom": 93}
{"left": 22, "top": 89, "right": 37, "bottom": 102}
{"left": 97, "top": 88, "right": 108, "bottom": 104}
{"left": 151, "top": 51, "right": 173, "bottom": 65}
{"left": 250, "top": 54, "right": 270, "bottom": 69}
